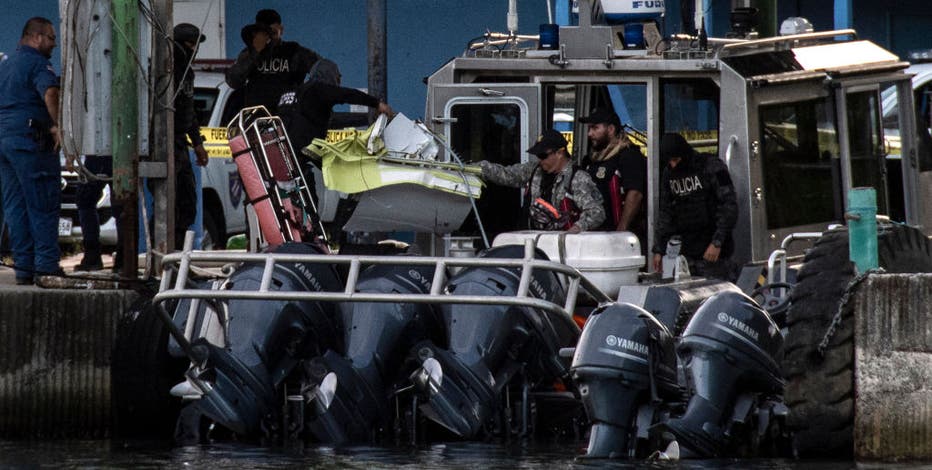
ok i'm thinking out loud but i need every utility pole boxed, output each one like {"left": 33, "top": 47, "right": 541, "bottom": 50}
{"left": 148, "top": 0, "right": 175, "bottom": 259}
{"left": 111, "top": 0, "right": 140, "bottom": 277}
{"left": 367, "top": 0, "right": 387, "bottom": 121}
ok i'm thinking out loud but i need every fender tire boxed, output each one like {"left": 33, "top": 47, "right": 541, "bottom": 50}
{"left": 111, "top": 295, "right": 188, "bottom": 438}
{"left": 783, "top": 224, "right": 932, "bottom": 457}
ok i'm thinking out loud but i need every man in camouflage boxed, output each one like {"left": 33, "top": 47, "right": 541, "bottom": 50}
{"left": 479, "top": 129, "right": 604, "bottom": 233}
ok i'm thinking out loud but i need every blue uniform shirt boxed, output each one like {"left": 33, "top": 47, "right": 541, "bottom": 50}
{"left": 0, "top": 45, "right": 59, "bottom": 136}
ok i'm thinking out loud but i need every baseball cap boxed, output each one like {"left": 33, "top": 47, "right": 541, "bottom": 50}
{"left": 527, "top": 129, "right": 568, "bottom": 157}
{"left": 579, "top": 107, "right": 622, "bottom": 128}
{"left": 173, "top": 23, "right": 206, "bottom": 44}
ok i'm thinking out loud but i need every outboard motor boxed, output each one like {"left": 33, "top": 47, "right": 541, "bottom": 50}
{"left": 658, "top": 291, "right": 784, "bottom": 457}
{"left": 305, "top": 263, "right": 443, "bottom": 443}
{"left": 571, "top": 303, "right": 679, "bottom": 458}
{"left": 177, "top": 242, "right": 344, "bottom": 439}
{"left": 411, "top": 245, "right": 578, "bottom": 438}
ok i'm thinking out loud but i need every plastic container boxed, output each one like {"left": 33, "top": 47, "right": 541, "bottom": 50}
{"left": 491, "top": 230, "right": 645, "bottom": 298}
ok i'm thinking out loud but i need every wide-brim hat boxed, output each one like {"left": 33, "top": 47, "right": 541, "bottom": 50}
{"left": 174, "top": 23, "right": 206, "bottom": 44}
{"left": 241, "top": 23, "right": 273, "bottom": 48}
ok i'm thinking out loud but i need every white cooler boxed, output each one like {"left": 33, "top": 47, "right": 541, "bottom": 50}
{"left": 491, "top": 230, "right": 645, "bottom": 298}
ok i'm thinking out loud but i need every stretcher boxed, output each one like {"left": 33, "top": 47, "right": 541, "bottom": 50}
{"left": 227, "top": 106, "right": 329, "bottom": 252}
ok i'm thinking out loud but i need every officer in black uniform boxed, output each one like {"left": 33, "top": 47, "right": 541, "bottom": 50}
{"left": 277, "top": 58, "right": 392, "bottom": 153}
{"left": 579, "top": 108, "right": 647, "bottom": 250}
{"left": 226, "top": 9, "right": 320, "bottom": 114}
{"left": 652, "top": 133, "right": 738, "bottom": 280}
{"left": 172, "top": 23, "right": 209, "bottom": 249}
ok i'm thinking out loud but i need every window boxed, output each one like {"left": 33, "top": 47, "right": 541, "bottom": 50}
{"left": 847, "top": 91, "right": 887, "bottom": 213}
{"left": 450, "top": 103, "right": 522, "bottom": 165}
{"left": 760, "top": 98, "right": 842, "bottom": 229}
{"left": 449, "top": 102, "right": 524, "bottom": 237}
{"left": 193, "top": 88, "right": 219, "bottom": 127}
{"left": 661, "top": 79, "right": 720, "bottom": 155}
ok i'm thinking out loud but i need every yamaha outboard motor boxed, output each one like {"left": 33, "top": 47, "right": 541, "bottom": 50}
{"left": 178, "top": 242, "right": 344, "bottom": 438}
{"left": 305, "top": 263, "right": 443, "bottom": 443}
{"left": 571, "top": 303, "right": 679, "bottom": 458}
{"left": 411, "top": 245, "right": 578, "bottom": 438}
{"left": 658, "top": 291, "right": 784, "bottom": 457}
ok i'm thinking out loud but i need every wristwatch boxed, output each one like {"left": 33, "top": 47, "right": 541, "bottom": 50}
{"left": 711, "top": 239, "right": 722, "bottom": 248}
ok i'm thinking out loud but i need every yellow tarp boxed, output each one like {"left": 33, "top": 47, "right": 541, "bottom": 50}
{"left": 306, "top": 126, "right": 483, "bottom": 197}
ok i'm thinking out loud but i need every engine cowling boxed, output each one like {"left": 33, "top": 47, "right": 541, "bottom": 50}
{"left": 571, "top": 302, "right": 678, "bottom": 458}
{"left": 659, "top": 290, "right": 784, "bottom": 457}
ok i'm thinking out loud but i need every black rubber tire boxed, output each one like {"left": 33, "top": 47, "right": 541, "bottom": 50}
{"left": 111, "top": 295, "right": 188, "bottom": 438}
{"left": 783, "top": 224, "right": 932, "bottom": 457}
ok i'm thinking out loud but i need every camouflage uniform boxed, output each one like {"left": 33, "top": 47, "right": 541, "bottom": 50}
{"left": 479, "top": 160, "right": 605, "bottom": 231}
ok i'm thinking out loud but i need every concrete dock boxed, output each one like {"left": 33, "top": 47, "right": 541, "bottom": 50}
{"left": 0, "top": 253, "right": 140, "bottom": 438}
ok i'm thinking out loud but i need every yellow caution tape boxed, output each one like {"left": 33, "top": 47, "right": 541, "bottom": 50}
{"left": 196, "top": 126, "right": 353, "bottom": 159}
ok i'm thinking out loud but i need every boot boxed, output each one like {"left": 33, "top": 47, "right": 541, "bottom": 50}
{"left": 74, "top": 249, "right": 104, "bottom": 272}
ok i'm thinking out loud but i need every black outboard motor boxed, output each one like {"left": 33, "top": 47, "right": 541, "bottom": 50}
{"left": 571, "top": 303, "right": 679, "bottom": 458}
{"left": 411, "top": 245, "right": 578, "bottom": 438}
{"left": 658, "top": 290, "right": 784, "bottom": 457}
{"left": 179, "top": 242, "right": 344, "bottom": 438}
{"left": 305, "top": 263, "right": 443, "bottom": 443}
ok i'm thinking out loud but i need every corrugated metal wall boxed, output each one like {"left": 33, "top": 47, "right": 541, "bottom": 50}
{"left": 0, "top": 290, "right": 139, "bottom": 438}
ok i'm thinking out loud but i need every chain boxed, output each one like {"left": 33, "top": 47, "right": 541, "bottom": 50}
{"left": 817, "top": 267, "right": 885, "bottom": 358}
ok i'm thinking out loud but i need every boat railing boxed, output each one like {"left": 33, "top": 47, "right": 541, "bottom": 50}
{"left": 154, "top": 239, "right": 613, "bottom": 350}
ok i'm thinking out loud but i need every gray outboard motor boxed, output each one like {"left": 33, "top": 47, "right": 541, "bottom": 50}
{"left": 179, "top": 242, "right": 344, "bottom": 439}
{"left": 658, "top": 290, "right": 784, "bottom": 457}
{"left": 305, "top": 263, "right": 444, "bottom": 443}
{"left": 411, "top": 245, "right": 578, "bottom": 438}
{"left": 571, "top": 303, "right": 679, "bottom": 458}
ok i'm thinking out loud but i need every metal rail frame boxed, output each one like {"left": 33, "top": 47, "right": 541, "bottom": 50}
{"left": 153, "top": 240, "right": 613, "bottom": 362}
{"left": 228, "top": 106, "right": 329, "bottom": 245}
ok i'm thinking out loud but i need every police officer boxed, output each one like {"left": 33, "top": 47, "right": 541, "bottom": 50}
{"left": 172, "top": 23, "right": 210, "bottom": 250}
{"left": 278, "top": 59, "right": 392, "bottom": 153}
{"left": 0, "top": 17, "right": 63, "bottom": 284}
{"left": 226, "top": 9, "right": 320, "bottom": 113}
{"left": 652, "top": 133, "right": 738, "bottom": 280}
{"left": 579, "top": 107, "right": 647, "bottom": 249}
{"left": 479, "top": 129, "right": 605, "bottom": 233}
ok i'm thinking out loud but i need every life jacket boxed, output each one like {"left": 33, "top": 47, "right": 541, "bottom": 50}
{"left": 524, "top": 164, "right": 580, "bottom": 230}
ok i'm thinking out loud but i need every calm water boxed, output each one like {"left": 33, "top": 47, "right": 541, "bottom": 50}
{"left": 1, "top": 440, "right": 922, "bottom": 469}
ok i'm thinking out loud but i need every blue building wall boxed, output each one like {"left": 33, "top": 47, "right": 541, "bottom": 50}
{"left": 1, "top": 1, "right": 930, "bottom": 119}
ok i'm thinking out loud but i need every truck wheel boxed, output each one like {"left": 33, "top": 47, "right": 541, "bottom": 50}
{"left": 112, "top": 295, "right": 188, "bottom": 438}
{"left": 783, "top": 224, "right": 932, "bottom": 457}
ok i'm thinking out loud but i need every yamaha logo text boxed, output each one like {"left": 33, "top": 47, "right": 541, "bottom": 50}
{"left": 604, "top": 334, "right": 648, "bottom": 355}
{"left": 717, "top": 312, "right": 759, "bottom": 341}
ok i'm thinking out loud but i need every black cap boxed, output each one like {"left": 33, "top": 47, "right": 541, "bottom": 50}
{"left": 173, "top": 23, "right": 206, "bottom": 44}
{"left": 241, "top": 23, "right": 273, "bottom": 47}
{"left": 256, "top": 9, "right": 282, "bottom": 26}
{"left": 527, "top": 129, "right": 568, "bottom": 157}
{"left": 579, "top": 107, "right": 621, "bottom": 128}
